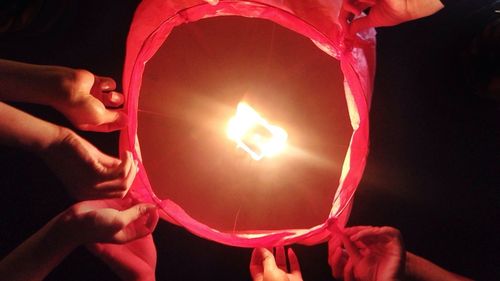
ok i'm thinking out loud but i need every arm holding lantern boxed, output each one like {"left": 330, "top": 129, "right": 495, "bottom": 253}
{"left": 0, "top": 58, "right": 127, "bottom": 132}
{"left": 0, "top": 101, "right": 137, "bottom": 199}
{"left": 86, "top": 199, "right": 159, "bottom": 281}
{"left": 0, "top": 58, "right": 138, "bottom": 199}
{"left": 0, "top": 200, "right": 158, "bottom": 281}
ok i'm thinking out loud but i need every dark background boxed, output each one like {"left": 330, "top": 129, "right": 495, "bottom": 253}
{"left": 0, "top": 0, "right": 498, "bottom": 280}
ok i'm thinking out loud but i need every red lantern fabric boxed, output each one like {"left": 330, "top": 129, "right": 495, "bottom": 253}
{"left": 121, "top": 0, "right": 375, "bottom": 247}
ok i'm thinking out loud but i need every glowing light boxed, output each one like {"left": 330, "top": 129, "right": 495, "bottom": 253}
{"left": 227, "top": 102, "right": 287, "bottom": 160}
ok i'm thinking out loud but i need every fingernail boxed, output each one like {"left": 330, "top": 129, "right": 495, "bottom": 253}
{"left": 134, "top": 159, "right": 140, "bottom": 172}
{"left": 110, "top": 92, "right": 123, "bottom": 103}
{"left": 100, "top": 79, "right": 111, "bottom": 90}
{"left": 139, "top": 205, "right": 148, "bottom": 214}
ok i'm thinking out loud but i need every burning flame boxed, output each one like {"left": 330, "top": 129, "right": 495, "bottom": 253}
{"left": 227, "top": 102, "right": 287, "bottom": 160}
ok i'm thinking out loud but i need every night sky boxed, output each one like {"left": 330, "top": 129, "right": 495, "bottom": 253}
{"left": 0, "top": 1, "right": 498, "bottom": 280}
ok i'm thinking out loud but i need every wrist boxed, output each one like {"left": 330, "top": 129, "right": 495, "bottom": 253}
{"left": 42, "top": 65, "right": 75, "bottom": 108}
{"left": 55, "top": 205, "right": 91, "bottom": 246}
{"left": 0, "top": 60, "right": 89, "bottom": 108}
{"left": 36, "top": 125, "right": 72, "bottom": 154}
{"left": 49, "top": 208, "right": 86, "bottom": 250}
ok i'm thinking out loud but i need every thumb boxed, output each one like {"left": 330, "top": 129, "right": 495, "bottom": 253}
{"left": 119, "top": 203, "right": 158, "bottom": 225}
{"left": 260, "top": 248, "right": 279, "bottom": 273}
{"left": 113, "top": 204, "right": 159, "bottom": 243}
{"left": 250, "top": 248, "right": 264, "bottom": 280}
{"left": 253, "top": 248, "right": 278, "bottom": 270}
{"left": 80, "top": 111, "right": 128, "bottom": 132}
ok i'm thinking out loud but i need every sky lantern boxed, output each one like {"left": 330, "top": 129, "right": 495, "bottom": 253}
{"left": 121, "top": 0, "right": 375, "bottom": 247}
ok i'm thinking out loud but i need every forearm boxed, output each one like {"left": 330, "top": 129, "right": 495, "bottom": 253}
{"left": 405, "top": 252, "right": 473, "bottom": 281}
{"left": 0, "top": 213, "right": 80, "bottom": 281}
{"left": 0, "top": 101, "right": 65, "bottom": 151}
{"left": 0, "top": 58, "right": 74, "bottom": 106}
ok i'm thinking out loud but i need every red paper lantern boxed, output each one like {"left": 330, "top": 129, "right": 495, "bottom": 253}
{"left": 121, "top": 0, "right": 375, "bottom": 247}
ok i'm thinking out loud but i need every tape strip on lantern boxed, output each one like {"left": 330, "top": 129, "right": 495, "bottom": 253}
{"left": 120, "top": 0, "right": 375, "bottom": 247}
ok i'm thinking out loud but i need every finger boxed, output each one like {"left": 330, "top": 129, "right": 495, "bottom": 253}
{"left": 349, "top": 227, "right": 382, "bottom": 242}
{"left": 144, "top": 203, "right": 159, "bottom": 231}
{"left": 287, "top": 248, "right": 302, "bottom": 277}
{"left": 330, "top": 224, "right": 360, "bottom": 258}
{"left": 343, "top": 226, "right": 372, "bottom": 236}
{"left": 94, "top": 152, "right": 137, "bottom": 198}
{"left": 250, "top": 248, "right": 265, "bottom": 281}
{"left": 344, "top": 259, "right": 355, "bottom": 281}
{"left": 340, "top": 232, "right": 362, "bottom": 263}
{"left": 328, "top": 234, "right": 342, "bottom": 253}
{"left": 95, "top": 153, "right": 137, "bottom": 196}
{"left": 79, "top": 111, "right": 128, "bottom": 132}
{"left": 275, "top": 246, "right": 287, "bottom": 271}
{"left": 69, "top": 134, "right": 121, "bottom": 169}
{"left": 95, "top": 76, "right": 117, "bottom": 91}
{"left": 122, "top": 152, "right": 138, "bottom": 195}
{"left": 351, "top": 226, "right": 401, "bottom": 244}
{"left": 114, "top": 204, "right": 158, "bottom": 242}
{"left": 119, "top": 151, "right": 138, "bottom": 195}
{"left": 97, "top": 150, "right": 133, "bottom": 183}
{"left": 378, "top": 226, "right": 402, "bottom": 237}
{"left": 89, "top": 76, "right": 116, "bottom": 104}
{"left": 96, "top": 152, "right": 122, "bottom": 169}
{"left": 350, "top": 15, "right": 374, "bottom": 36}
{"left": 259, "top": 248, "right": 278, "bottom": 272}
{"left": 70, "top": 199, "right": 109, "bottom": 213}
{"left": 119, "top": 203, "right": 158, "bottom": 224}
{"left": 331, "top": 247, "right": 347, "bottom": 279}
{"left": 102, "top": 91, "right": 125, "bottom": 107}
{"left": 124, "top": 203, "right": 159, "bottom": 233}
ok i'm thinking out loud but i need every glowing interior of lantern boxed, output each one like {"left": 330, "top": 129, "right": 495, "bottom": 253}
{"left": 227, "top": 102, "right": 288, "bottom": 160}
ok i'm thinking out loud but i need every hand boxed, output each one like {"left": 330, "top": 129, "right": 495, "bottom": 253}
{"left": 0, "top": 59, "right": 127, "bottom": 132}
{"left": 83, "top": 199, "right": 158, "bottom": 281}
{"left": 0, "top": 199, "right": 158, "bottom": 281}
{"left": 42, "top": 128, "right": 137, "bottom": 200}
{"left": 328, "top": 226, "right": 405, "bottom": 281}
{"left": 340, "top": 0, "right": 444, "bottom": 36}
{"left": 53, "top": 68, "right": 128, "bottom": 132}
{"left": 62, "top": 199, "right": 159, "bottom": 244}
{"left": 250, "top": 247, "right": 302, "bottom": 281}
